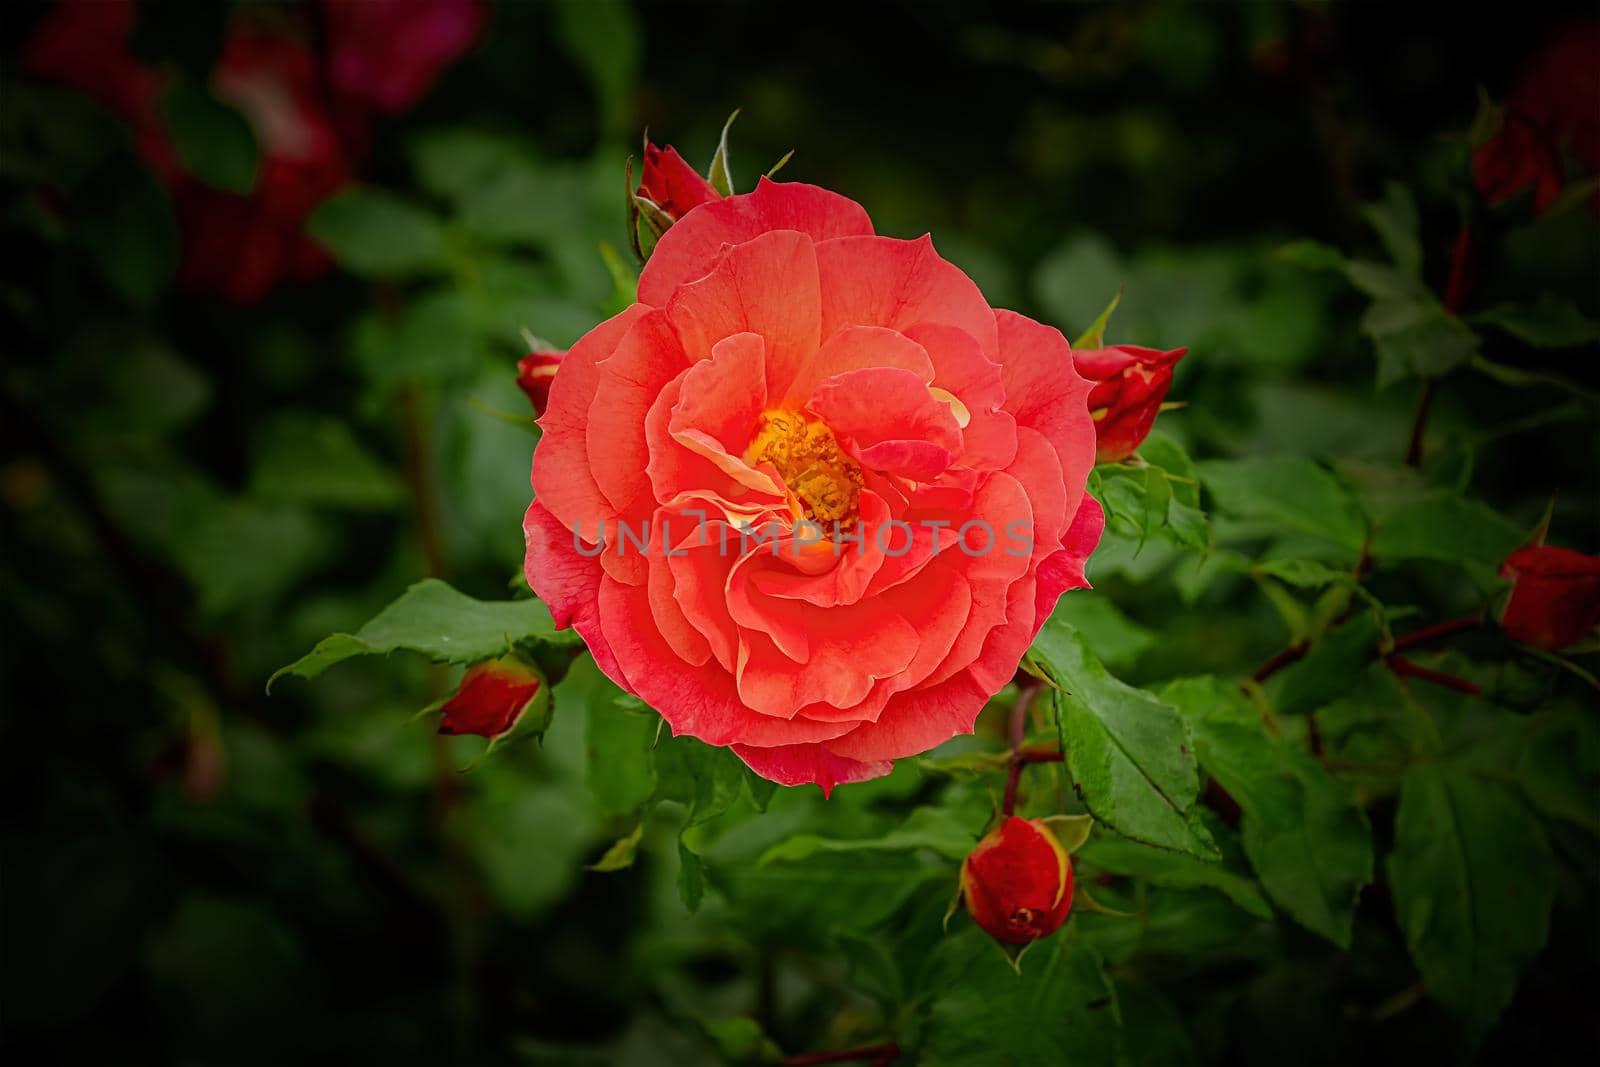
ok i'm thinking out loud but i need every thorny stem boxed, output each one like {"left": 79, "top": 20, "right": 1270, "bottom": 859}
{"left": 1251, "top": 641, "right": 1309, "bottom": 683}
{"left": 1002, "top": 683, "right": 1055, "bottom": 816}
{"left": 784, "top": 1043, "right": 900, "bottom": 1067}
{"left": 1386, "top": 654, "right": 1483, "bottom": 696}
{"left": 1407, "top": 223, "right": 1475, "bottom": 468}
{"left": 1390, "top": 612, "right": 1482, "bottom": 652}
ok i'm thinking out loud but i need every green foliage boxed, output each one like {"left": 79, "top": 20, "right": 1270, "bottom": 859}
{"left": 270, "top": 579, "right": 571, "bottom": 688}
{"left": 1029, "top": 619, "right": 1218, "bottom": 858}
{"left": 159, "top": 78, "right": 258, "bottom": 195}
{"left": 1389, "top": 762, "right": 1555, "bottom": 1041}
{"left": 308, "top": 187, "right": 448, "bottom": 279}
{"left": 1162, "top": 677, "right": 1373, "bottom": 947}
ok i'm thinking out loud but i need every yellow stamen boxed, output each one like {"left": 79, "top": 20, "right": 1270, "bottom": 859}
{"left": 744, "top": 409, "right": 863, "bottom": 527}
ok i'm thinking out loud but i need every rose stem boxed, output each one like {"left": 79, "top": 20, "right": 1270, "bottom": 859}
{"left": 1390, "top": 613, "right": 1483, "bottom": 653}
{"left": 1407, "top": 223, "right": 1475, "bottom": 468}
{"left": 1385, "top": 654, "right": 1484, "bottom": 696}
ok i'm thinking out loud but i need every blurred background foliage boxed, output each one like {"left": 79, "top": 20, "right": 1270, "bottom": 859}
{"left": 2, "top": 1, "right": 1597, "bottom": 1064}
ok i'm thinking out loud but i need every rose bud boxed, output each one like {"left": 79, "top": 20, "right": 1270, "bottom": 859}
{"left": 516, "top": 347, "right": 565, "bottom": 417}
{"left": 438, "top": 655, "right": 543, "bottom": 739}
{"left": 1499, "top": 545, "right": 1600, "bottom": 650}
{"left": 959, "top": 817, "right": 1075, "bottom": 945}
{"left": 1072, "top": 344, "right": 1187, "bottom": 463}
{"left": 637, "top": 142, "right": 721, "bottom": 223}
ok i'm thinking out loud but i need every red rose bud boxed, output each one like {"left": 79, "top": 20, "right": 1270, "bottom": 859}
{"left": 638, "top": 143, "right": 721, "bottom": 223}
{"left": 1072, "top": 344, "right": 1187, "bottom": 462}
{"left": 517, "top": 348, "right": 565, "bottom": 417}
{"left": 438, "top": 656, "right": 542, "bottom": 739}
{"left": 959, "top": 817, "right": 1075, "bottom": 945}
{"left": 1499, "top": 545, "right": 1600, "bottom": 650}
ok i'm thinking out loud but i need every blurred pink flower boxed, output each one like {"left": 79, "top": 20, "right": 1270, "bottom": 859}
{"left": 323, "top": 0, "right": 486, "bottom": 114}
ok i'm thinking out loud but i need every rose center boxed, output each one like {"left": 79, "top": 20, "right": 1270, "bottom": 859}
{"left": 745, "top": 409, "right": 863, "bottom": 527}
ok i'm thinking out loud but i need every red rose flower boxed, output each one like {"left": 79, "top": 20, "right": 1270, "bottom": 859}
{"left": 23, "top": 0, "right": 162, "bottom": 123}
{"left": 523, "top": 178, "right": 1103, "bottom": 793}
{"left": 22, "top": 0, "right": 171, "bottom": 170}
{"left": 1072, "top": 343, "right": 1187, "bottom": 462}
{"left": 517, "top": 348, "right": 566, "bottom": 417}
{"left": 177, "top": 27, "right": 352, "bottom": 303}
{"left": 1499, "top": 545, "right": 1600, "bottom": 650}
{"left": 438, "top": 656, "right": 543, "bottom": 739}
{"left": 322, "top": 0, "right": 485, "bottom": 115}
{"left": 959, "top": 817, "right": 1075, "bottom": 945}
{"left": 1474, "top": 23, "right": 1600, "bottom": 214}
{"left": 638, "top": 143, "right": 721, "bottom": 222}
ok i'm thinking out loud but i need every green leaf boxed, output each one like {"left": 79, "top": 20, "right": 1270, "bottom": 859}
{"left": 160, "top": 78, "right": 258, "bottom": 195}
{"left": 587, "top": 823, "right": 645, "bottom": 872}
{"left": 78, "top": 166, "right": 179, "bottom": 307}
{"left": 270, "top": 579, "right": 568, "bottom": 688}
{"left": 920, "top": 930, "right": 1123, "bottom": 1067}
{"left": 677, "top": 838, "right": 706, "bottom": 914}
{"left": 1360, "top": 182, "right": 1422, "bottom": 277}
{"left": 1277, "top": 239, "right": 1347, "bottom": 273}
{"left": 707, "top": 109, "right": 738, "bottom": 198}
{"left": 1028, "top": 620, "right": 1218, "bottom": 859}
{"left": 174, "top": 500, "right": 327, "bottom": 619}
{"left": 1264, "top": 609, "right": 1382, "bottom": 718}
{"left": 1161, "top": 677, "right": 1374, "bottom": 947}
{"left": 249, "top": 414, "right": 405, "bottom": 510}
{"left": 459, "top": 767, "right": 594, "bottom": 921}
{"left": 1073, "top": 287, "right": 1123, "bottom": 349}
{"left": 1388, "top": 762, "right": 1555, "bottom": 1039}
{"left": 757, "top": 806, "right": 979, "bottom": 865}
{"left": 1371, "top": 491, "right": 1523, "bottom": 574}
{"left": 1472, "top": 296, "right": 1600, "bottom": 348}
{"left": 307, "top": 188, "right": 446, "bottom": 279}
{"left": 1516, "top": 710, "right": 1600, "bottom": 835}
{"left": 1076, "top": 833, "right": 1272, "bottom": 919}
{"left": 574, "top": 656, "right": 659, "bottom": 819}
{"left": 1367, "top": 305, "right": 1480, "bottom": 388}
{"left": 1041, "top": 594, "right": 1155, "bottom": 673}
{"left": 714, "top": 852, "right": 941, "bottom": 941}
{"left": 1198, "top": 456, "right": 1366, "bottom": 553}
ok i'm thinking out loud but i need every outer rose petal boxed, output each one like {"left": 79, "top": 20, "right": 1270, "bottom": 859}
{"left": 532, "top": 303, "right": 652, "bottom": 530}
{"left": 1033, "top": 495, "right": 1104, "bottom": 634}
{"left": 730, "top": 743, "right": 892, "bottom": 798}
{"left": 816, "top": 235, "right": 999, "bottom": 356}
{"left": 523, "top": 499, "right": 622, "bottom": 683}
{"left": 639, "top": 178, "right": 873, "bottom": 306}
{"left": 994, "top": 310, "right": 1097, "bottom": 521}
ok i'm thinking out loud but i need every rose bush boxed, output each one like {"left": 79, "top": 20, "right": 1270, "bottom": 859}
{"left": 523, "top": 178, "right": 1103, "bottom": 791}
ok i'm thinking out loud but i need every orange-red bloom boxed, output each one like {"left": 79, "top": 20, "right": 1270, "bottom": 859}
{"left": 438, "top": 656, "right": 542, "bottom": 739}
{"left": 523, "top": 179, "right": 1102, "bottom": 793}
{"left": 517, "top": 348, "right": 566, "bottom": 417}
{"left": 960, "top": 817, "right": 1075, "bottom": 945}
{"left": 1073, "top": 344, "right": 1186, "bottom": 462}
{"left": 1499, "top": 545, "right": 1600, "bottom": 650}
